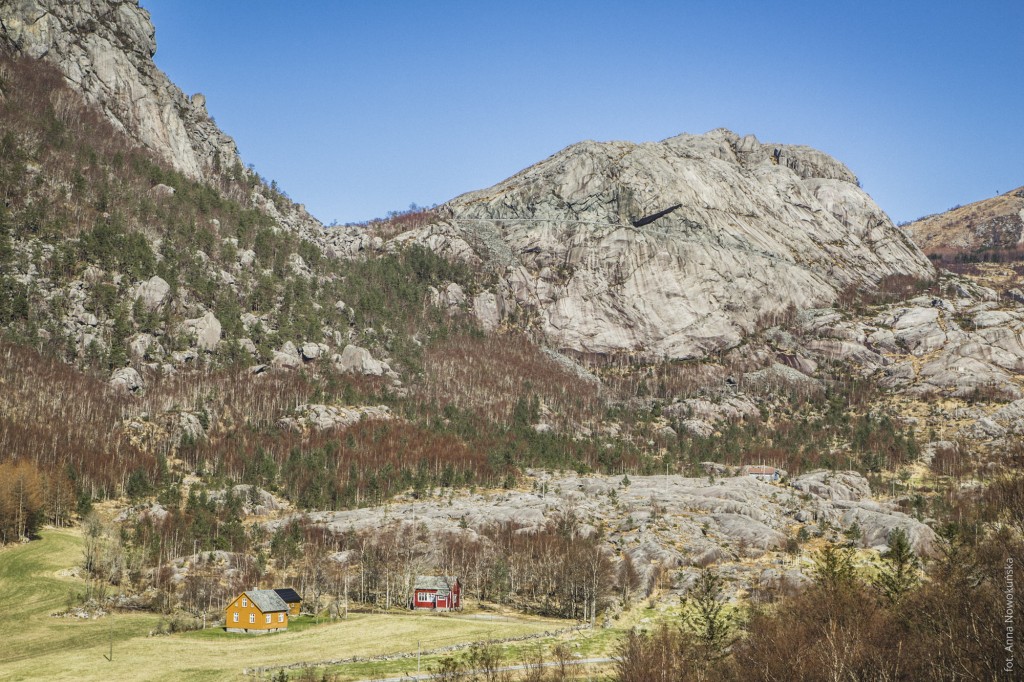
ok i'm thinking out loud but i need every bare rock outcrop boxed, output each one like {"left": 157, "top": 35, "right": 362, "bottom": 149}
{"left": 0, "top": 0, "right": 240, "bottom": 181}
{"left": 109, "top": 366, "right": 143, "bottom": 393}
{"left": 391, "top": 129, "right": 934, "bottom": 359}
{"left": 0, "top": 0, "right": 338, "bottom": 258}
{"left": 283, "top": 470, "right": 935, "bottom": 589}
{"left": 133, "top": 275, "right": 170, "bottom": 311}
{"left": 277, "top": 403, "right": 393, "bottom": 432}
{"left": 180, "top": 312, "right": 221, "bottom": 352}
{"left": 334, "top": 344, "right": 389, "bottom": 376}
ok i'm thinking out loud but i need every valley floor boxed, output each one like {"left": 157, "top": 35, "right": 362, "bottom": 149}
{"left": 0, "top": 528, "right": 572, "bottom": 681}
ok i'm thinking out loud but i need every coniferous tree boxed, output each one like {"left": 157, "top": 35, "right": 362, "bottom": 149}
{"left": 873, "top": 527, "right": 920, "bottom": 606}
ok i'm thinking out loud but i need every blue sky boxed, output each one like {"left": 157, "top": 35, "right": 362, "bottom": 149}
{"left": 142, "top": 1, "right": 1024, "bottom": 226}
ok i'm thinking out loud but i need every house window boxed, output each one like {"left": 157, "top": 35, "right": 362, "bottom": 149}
{"left": 233, "top": 613, "right": 239, "bottom": 623}
{"left": 242, "top": 598, "right": 247, "bottom": 607}
{"left": 266, "top": 614, "right": 271, "bottom": 624}
{"left": 279, "top": 613, "right": 284, "bottom": 622}
{"left": 249, "top": 613, "right": 255, "bottom": 624}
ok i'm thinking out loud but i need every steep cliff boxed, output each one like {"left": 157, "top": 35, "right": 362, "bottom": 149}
{"left": 393, "top": 129, "right": 935, "bottom": 359}
{"left": 0, "top": 0, "right": 239, "bottom": 181}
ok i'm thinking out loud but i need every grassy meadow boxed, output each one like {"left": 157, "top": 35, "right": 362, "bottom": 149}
{"left": 0, "top": 529, "right": 576, "bottom": 681}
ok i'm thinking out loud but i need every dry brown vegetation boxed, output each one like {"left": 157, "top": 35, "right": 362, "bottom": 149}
{"left": 906, "top": 187, "right": 1024, "bottom": 254}
{"left": 357, "top": 205, "right": 441, "bottom": 240}
{"left": 414, "top": 331, "right": 605, "bottom": 427}
{"left": 0, "top": 341, "right": 152, "bottom": 498}
{"left": 615, "top": 524, "right": 1022, "bottom": 682}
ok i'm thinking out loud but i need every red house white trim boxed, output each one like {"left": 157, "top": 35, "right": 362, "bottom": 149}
{"left": 411, "top": 575, "right": 461, "bottom": 610}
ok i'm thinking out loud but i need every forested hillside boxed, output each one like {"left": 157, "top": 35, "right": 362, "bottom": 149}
{"left": 1, "top": 10, "right": 1022, "bottom": 678}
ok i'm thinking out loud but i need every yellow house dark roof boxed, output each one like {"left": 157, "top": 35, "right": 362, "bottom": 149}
{"left": 244, "top": 589, "right": 288, "bottom": 612}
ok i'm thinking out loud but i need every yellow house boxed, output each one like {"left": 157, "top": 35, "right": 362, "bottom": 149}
{"left": 225, "top": 589, "right": 289, "bottom": 634}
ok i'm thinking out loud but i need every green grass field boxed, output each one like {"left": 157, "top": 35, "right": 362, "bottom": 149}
{"left": 0, "top": 529, "right": 576, "bottom": 681}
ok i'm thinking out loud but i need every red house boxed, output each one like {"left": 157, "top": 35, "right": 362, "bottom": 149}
{"left": 411, "top": 575, "right": 461, "bottom": 610}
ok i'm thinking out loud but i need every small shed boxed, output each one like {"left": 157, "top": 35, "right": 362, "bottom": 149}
{"left": 411, "top": 575, "right": 461, "bottom": 611}
{"left": 743, "top": 465, "right": 781, "bottom": 482}
{"left": 225, "top": 589, "right": 289, "bottom": 633}
{"left": 273, "top": 587, "right": 302, "bottom": 616}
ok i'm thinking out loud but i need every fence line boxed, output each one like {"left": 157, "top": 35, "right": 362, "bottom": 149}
{"left": 242, "top": 622, "right": 592, "bottom": 677}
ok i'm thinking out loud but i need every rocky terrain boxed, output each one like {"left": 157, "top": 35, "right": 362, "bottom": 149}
{"left": 388, "top": 130, "right": 934, "bottom": 359}
{"left": 0, "top": 0, "right": 237, "bottom": 182}
{"left": 273, "top": 468, "right": 935, "bottom": 589}
{"left": 0, "top": 0, "right": 337, "bottom": 250}
{"left": 1, "top": 0, "right": 1021, "bottom": 619}
{"left": 905, "top": 186, "right": 1024, "bottom": 255}
{"left": 1, "top": 4, "right": 1020, "bottom": 680}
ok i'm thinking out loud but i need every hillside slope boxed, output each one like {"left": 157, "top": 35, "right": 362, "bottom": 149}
{"left": 0, "top": 0, "right": 237, "bottom": 181}
{"left": 393, "top": 129, "right": 934, "bottom": 359}
{"left": 904, "top": 186, "right": 1024, "bottom": 255}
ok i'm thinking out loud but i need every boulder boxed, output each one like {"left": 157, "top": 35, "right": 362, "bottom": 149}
{"left": 271, "top": 341, "right": 301, "bottom": 369}
{"left": 134, "top": 275, "right": 170, "bottom": 311}
{"left": 149, "top": 183, "right": 175, "bottom": 198}
{"left": 336, "top": 345, "right": 386, "bottom": 376}
{"left": 178, "top": 412, "right": 205, "bottom": 441}
{"left": 109, "top": 367, "right": 143, "bottom": 393}
{"left": 182, "top": 312, "right": 221, "bottom": 352}
{"left": 300, "top": 342, "right": 321, "bottom": 361}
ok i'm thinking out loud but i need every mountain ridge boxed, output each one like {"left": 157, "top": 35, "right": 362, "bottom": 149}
{"left": 391, "top": 128, "right": 934, "bottom": 359}
{"left": 904, "top": 186, "right": 1024, "bottom": 255}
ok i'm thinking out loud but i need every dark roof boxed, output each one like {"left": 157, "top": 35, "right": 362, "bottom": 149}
{"left": 244, "top": 589, "right": 288, "bottom": 613}
{"left": 414, "top": 575, "right": 458, "bottom": 594}
{"left": 274, "top": 587, "right": 302, "bottom": 604}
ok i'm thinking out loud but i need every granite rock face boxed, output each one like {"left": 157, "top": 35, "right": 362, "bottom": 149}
{"left": 0, "top": 0, "right": 241, "bottom": 181}
{"left": 281, "top": 470, "right": 935, "bottom": 588}
{"left": 392, "top": 129, "right": 934, "bottom": 359}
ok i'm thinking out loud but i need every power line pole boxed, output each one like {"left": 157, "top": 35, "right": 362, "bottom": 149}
{"left": 105, "top": 615, "right": 113, "bottom": 662}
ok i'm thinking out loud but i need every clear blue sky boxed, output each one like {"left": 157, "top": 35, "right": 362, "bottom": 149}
{"left": 142, "top": 1, "right": 1024, "bottom": 226}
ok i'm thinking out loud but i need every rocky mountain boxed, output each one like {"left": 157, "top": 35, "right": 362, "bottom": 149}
{"left": 1, "top": 6, "right": 1022, "bottom": 675}
{"left": 0, "top": 1, "right": 938, "bottom": 365}
{"left": 392, "top": 130, "right": 934, "bottom": 359}
{"left": 904, "top": 186, "right": 1024, "bottom": 255}
{"left": 0, "top": 0, "right": 238, "bottom": 182}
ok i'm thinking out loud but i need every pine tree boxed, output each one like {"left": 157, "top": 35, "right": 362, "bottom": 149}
{"left": 873, "top": 527, "right": 920, "bottom": 606}
{"left": 683, "top": 568, "right": 733, "bottom": 654}
{"left": 812, "top": 543, "right": 858, "bottom": 592}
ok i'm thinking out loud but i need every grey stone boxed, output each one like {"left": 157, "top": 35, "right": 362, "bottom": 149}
{"left": 271, "top": 341, "right": 301, "bottom": 369}
{"left": 181, "top": 312, "right": 221, "bottom": 352}
{"left": 134, "top": 275, "right": 170, "bottom": 311}
{"left": 0, "top": 0, "right": 240, "bottom": 182}
{"left": 277, "top": 404, "right": 393, "bottom": 431}
{"left": 336, "top": 344, "right": 387, "bottom": 376}
{"left": 389, "top": 129, "right": 933, "bottom": 359}
{"left": 472, "top": 291, "right": 504, "bottom": 331}
{"left": 300, "top": 342, "right": 321, "bottom": 361}
{"left": 109, "top": 367, "right": 143, "bottom": 393}
{"left": 149, "top": 183, "right": 175, "bottom": 198}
